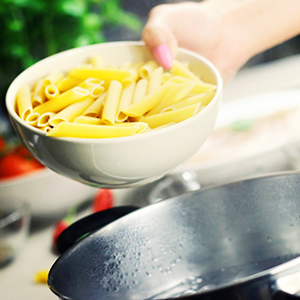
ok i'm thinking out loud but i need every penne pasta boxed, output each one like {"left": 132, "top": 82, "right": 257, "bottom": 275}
{"left": 122, "top": 82, "right": 177, "bottom": 118}
{"left": 25, "top": 112, "right": 40, "bottom": 126}
{"left": 57, "top": 77, "right": 83, "bottom": 92}
{"left": 146, "top": 82, "right": 196, "bottom": 116}
{"left": 132, "top": 79, "right": 148, "bottom": 103}
{"left": 49, "top": 97, "right": 94, "bottom": 126}
{"left": 141, "top": 103, "right": 202, "bottom": 129}
{"left": 17, "top": 56, "right": 217, "bottom": 139}
{"left": 74, "top": 116, "right": 105, "bottom": 125}
{"left": 37, "top": 112, "right": 55, "bottom": 127}
{"left": 69, "top": 68, "right": 134, "bottom": 87}
{"left": 33, "top": 87, "right": 90, "bottom": 114}
{"left": 102, "top": 80, "right": 123, "bottom": 125}
{"left": 83, "top": 92, "right": 106, "bottom": 118}
{"left": 16, "top": 84, "right": 32, "bottom": 120}
{"left": 116, "top": 82, "right": 136, "bottom": 122}
{"left": 139, "top": 60, "right": 158, "bottom": 79}
{"left": 32, "top": 79, "right": 46, "bottom": 107}
{"left": 45, "top": 84, "right": 60, "bottom": 99}
{"left": 47, "top": 122, "right": 146, "bottom": 138}
{"left": 171, "top": 60, "right": 201, "bottom": 82}
{"left": 147, "top": 66, "right": 163, "bottom": 94}
{"left": 167, "top": 76, "right": 217, "bottom": 94}
{"left": 43, "top": 71, "right": 64, "bottom": 87}
{"left": 91, "top": 55, "right": 104, "bottom": 68}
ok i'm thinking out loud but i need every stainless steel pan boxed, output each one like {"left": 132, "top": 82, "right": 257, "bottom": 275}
{"left": 48, "top": 171, "right": 300, "bottom": 300}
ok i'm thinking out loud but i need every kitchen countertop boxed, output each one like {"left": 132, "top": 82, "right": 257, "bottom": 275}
{"left": 2, "top": 54, "right": 300, "bottom": 300}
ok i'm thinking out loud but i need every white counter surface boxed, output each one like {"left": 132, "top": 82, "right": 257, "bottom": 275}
{"left": 2, "top": 54, "right": 300, "bottom": 300}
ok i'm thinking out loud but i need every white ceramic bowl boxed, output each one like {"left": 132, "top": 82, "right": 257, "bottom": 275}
{"left": 0, "top": 169, "right": 97, "bottom": 217}
{"left": 6, "top": 41, "right": 222, "bottom": 188}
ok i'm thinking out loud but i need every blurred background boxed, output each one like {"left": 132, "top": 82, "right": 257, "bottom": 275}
{"left": 1, "top": 0, "right": 300, "bottom": 114}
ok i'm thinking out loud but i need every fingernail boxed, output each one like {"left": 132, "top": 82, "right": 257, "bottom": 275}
{"left": 153, "top": 44, "right": 173, "bottom": 70}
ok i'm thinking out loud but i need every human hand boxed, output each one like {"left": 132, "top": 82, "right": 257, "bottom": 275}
{"left": 142, "top": 0, "right": 300, "bottom": 83}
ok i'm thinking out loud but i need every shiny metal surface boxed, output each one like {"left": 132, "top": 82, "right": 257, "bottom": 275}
{"left": 49, "top": 172, "right": 300, "bottom": 300}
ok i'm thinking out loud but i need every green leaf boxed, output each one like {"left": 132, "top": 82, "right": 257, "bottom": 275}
{"left": 7, "top": 17, "right": 24, "bottom": 31}
{"left": 58, "top": 0, "right": 87, "bottom": 17}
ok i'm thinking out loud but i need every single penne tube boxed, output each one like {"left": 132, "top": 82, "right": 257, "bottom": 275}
{"left": 113, "top": 122, "right": 149, "bottom": 134}
{"left": 139, "top": 60, "right": 158, "bottom": 79}
{"left": 43, "top": 71, "right": 64, "bottom": 87}
{"left": 102, "top": 80, "right": 123, "bottom": 125}
{"left": 83, "top": 92, "right": 106, "bottom": 118}
{"left": 91, "top": 55, "right": 104, "bottom": 68}
{"left": 171, "top": 60, "right": 201, "bottom": 82}
{"left": 45, "top": 84, "right": 60, "bottom": 99}
{"left": 74, "top": 116, "right": 105, "bottom": 125}
{"left": 16, "top": 84, "right": 32, "bottom": 120}
{"left": 90, "top": 85, "right": 105, "bottom": 98}
{"left": 32, "top": 79, "right": 46, "bottom": 107}
{"left": 57, "top": 77, "right": 83, "bottom": 92}
{"left": 41, "top": 126, "right": 52, "bottom": 133}
{"left": 46, "top": 122, "right": 144, "bottom": 138}
{"left": 162, "top": 72, "right": 173, "bottom": 83}
{"left": 140, "top": 103, "right": 202, "bottom": 129}
{"left": 49, "top": 97, "right": 94, "bottom": 126}
{"left": 121, "top": 82, "right": 177, "bottom": 118}
{"left": 172, "top": 92, "right": 216, "bottom": 109}
{"left": 146, "top": 82, "right": 196, "bottom": 116}
{"left": 69, "top": 68, "right": 134, "bottom": 86}
{"left": 25, "top": 112, "right": 40, "bottom": 126}
{"left": 33, "top": 86, "right": 90, "bottom": 114}
{"left": 128, "top": 61, "right": 144, "bottom": 81}
{"left": 37, "top": 112, "right": 55, "bottom": 127}
{"left": 150, "top": 122, "right": 176, "bottom": 131}
{"left": 116, "top": 82, "right": 135, "bottom": 122}
{"left": 167, "top": 75, "right": 217, "bottom": 94}
{"left": 132, "top": 79, "right": 148, "bottom": 103}
{"left": 147, "top": 66, "right": 163, "bottom": 94}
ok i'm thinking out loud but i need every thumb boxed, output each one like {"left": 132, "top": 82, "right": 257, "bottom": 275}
{"left": 142, "top": 20, "right": 177, "bottom": 70}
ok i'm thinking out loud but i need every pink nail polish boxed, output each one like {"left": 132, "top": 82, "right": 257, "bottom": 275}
{"left": 153, "top": 44, "right": 173, "bottom": 69}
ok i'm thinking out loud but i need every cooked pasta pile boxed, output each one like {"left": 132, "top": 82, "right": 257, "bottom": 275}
{"left": 15, "top": 56, "right": 217, "bottom": 138}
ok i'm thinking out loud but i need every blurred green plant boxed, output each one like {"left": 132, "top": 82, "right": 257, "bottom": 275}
{"left": 0, "top": 0, "right": 142, "bottom": 101}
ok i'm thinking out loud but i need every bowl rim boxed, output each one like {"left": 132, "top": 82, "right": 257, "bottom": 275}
{"left": 6, "top": 41, "right": 223, "bottom": 144}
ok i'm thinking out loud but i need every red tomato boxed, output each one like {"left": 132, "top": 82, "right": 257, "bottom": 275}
{"left": 92, "top": 189, "right": 114, "bottom": 212}
{"left": 0, "top": 153, "right": 44, "bottom": 179}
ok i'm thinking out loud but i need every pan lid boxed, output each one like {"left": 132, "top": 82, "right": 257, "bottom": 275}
{"left": 48, "top": 172, "right": 300, "bottom": 300}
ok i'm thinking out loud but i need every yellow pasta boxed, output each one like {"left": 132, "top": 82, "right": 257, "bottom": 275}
{"left": 122, "top": 82, "right": 177, "bottom": 118}
{"left": 83, "top": 92, "right": 106, "bottom": 118}
{"left": 171, "top": 60, "right": 201, "bottom": 82}
{"left": 69, "top": 68, "right": 134, "bottom": 87}
{"left": 33, "top": 87, "right": 90, "bottom": 114}
{"left": 25, "top": 112, "right": 40, "bottom": 126}
{"left": 45, "top": 84, "right": 60, "bottom": 99}
{"left": 49, "top": 97, "right": 94, "bottom": 126}
{"left": 132, "top": 79, "right": 148, "bottom": 103}
{"left": 57, "top": 77, "right": 83, "bottom": 92}
{"left": 16, "top": 84, "right": 32, "bottom": 120}
{"left": 139, "top": 60, "right": 158, "bottom": 79}
{"left": 147, "top": 66, "right": 163, "bottom": 94}
{"left": 32, "top": 79, "right": 46, "bottom": 107}
{"left": 102, "top": 80, "right": 123, "bottom": 125}
{"left": 74, "top": 116, "right": 105, "bottom": 125}
{"left": 16, "top": 55, "right": 217, "bottom": 139}
{"left": 91, "top": 55, "right": 104, "bottom": 68}
{"left": 141, "top": 103, "right": 202, "bottom": 129}
{"left": 46, "top": 122, "right": 146, "bottom": 138}
{"left": 167, "top": 76, "right": 216, "bottom": 94}
{"left": 146, "top": 82, "right": 196, "bottom": 116}
{"left": 116, "top": 82, "right": 136, "bottom": 122}
{"left": 43, "top": 71, "right": 64, "bottom": 87}
{"left": 37, "top": 112, "right": 55, "bottom": 127}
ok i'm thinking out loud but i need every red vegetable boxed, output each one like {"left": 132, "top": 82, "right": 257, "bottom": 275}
{"left": 0, "top": 152, "right": 44, "bottom": 179}
{"left": 92, "top": 189, "right": 114, "bottom": 213}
